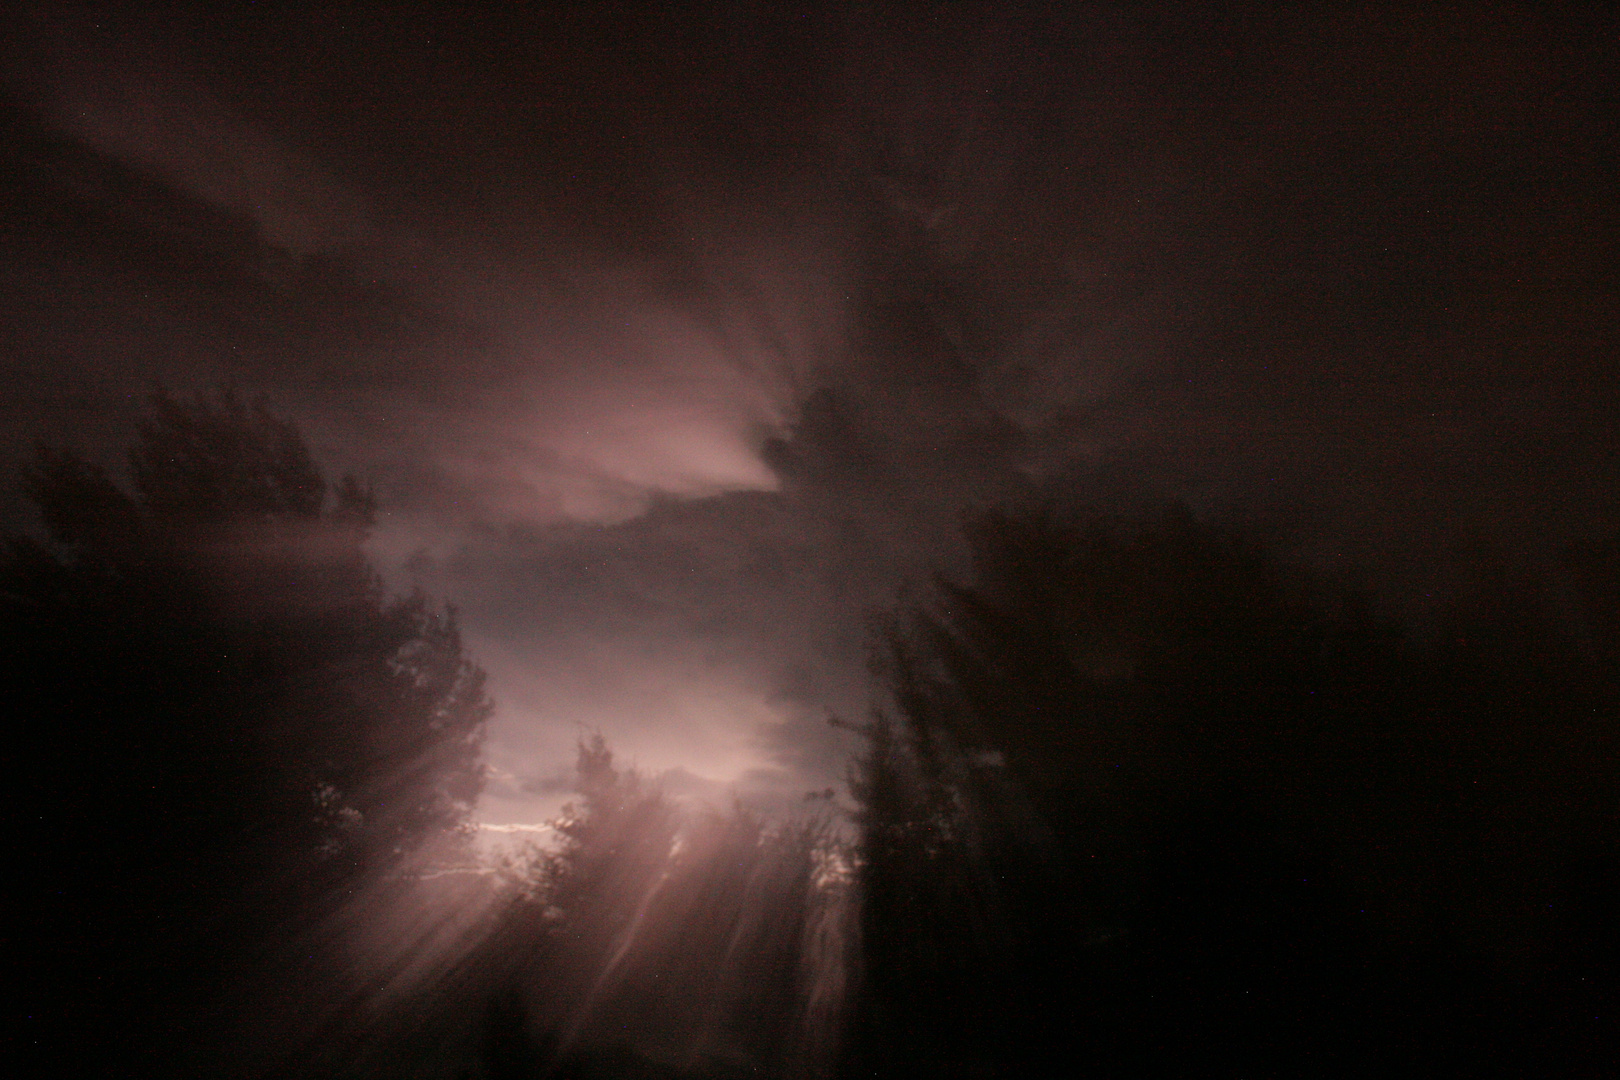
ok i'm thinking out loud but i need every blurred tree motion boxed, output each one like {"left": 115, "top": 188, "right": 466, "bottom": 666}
{"left": 340, "top": 735, "right": 851, "bottom": 1080}
{"left": 845, "top": 506, "right": 1620, "bottom": 1077}
{"left": 12, "top": 388, "right": 1618, "bottom": 1079}
{"left": 491, "top": 736, "right": 847, "bottom": 1080}
{"left": 6, "top": 388, "right": 491, "bottom": 1078}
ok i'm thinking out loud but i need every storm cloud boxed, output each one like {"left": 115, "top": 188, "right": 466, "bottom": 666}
{"left": 4, "top": 6, "right": 1615, "bottom": 826}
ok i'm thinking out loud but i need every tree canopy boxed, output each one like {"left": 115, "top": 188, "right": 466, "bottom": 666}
{"left": 7, "top": 388, "right": 491, "bottom": 1079}
{"left": 845, "top": 505, "right": 1620, "bottom": 1077}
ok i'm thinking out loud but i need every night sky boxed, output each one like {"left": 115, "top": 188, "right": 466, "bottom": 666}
{"left": 5, "top": 6, "right": 1616, "bottom": 828}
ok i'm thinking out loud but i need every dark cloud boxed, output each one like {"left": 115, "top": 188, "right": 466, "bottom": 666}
{"left": 4, "top": 6, "right": 1616, "bottom": 822}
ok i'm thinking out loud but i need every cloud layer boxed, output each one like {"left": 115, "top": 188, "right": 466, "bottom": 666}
{"left": 4, "top": 7, "right": 1615, "bottom": 823}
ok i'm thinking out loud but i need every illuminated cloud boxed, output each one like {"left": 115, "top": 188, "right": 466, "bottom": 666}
{"left": 5, "top": 6, "right": 1615, "bottom": 845}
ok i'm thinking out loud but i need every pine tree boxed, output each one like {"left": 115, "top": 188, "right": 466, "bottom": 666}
{"left": 6, "top": 388, "right": 491, "bottom": 1078}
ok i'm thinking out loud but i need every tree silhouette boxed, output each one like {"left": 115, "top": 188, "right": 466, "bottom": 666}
{"left": 845, "top": 506, "right": 1620, "bottom": 1076}
{"left": 442, "top": 735, "right": 846, "bottom": 1080}
{"left": 6, "top": 388, "right": 490, "bottom": 1079}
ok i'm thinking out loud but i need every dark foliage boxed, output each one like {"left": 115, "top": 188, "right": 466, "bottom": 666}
{"left": 6, "top": 389, "right": 491, "bottom": 1079}
{"left": 844, "top": 507, "right": 1620, "bottom": 1077}
{"left": 312, "top": 730, "right": 850, "bottom": 1080}
{"left": 428, "top": 737, "right": 850, "bottom": 1080}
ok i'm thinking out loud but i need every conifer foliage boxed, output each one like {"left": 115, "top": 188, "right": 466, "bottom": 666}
{"left": 7, "top": 388, "right": 491, "bottom": 1078}
{"left": 461, "top": 736, "right": 849, "bottom": 1080}
{"left": 844, "top": 507, "right": 1620, "bottom": 1076}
